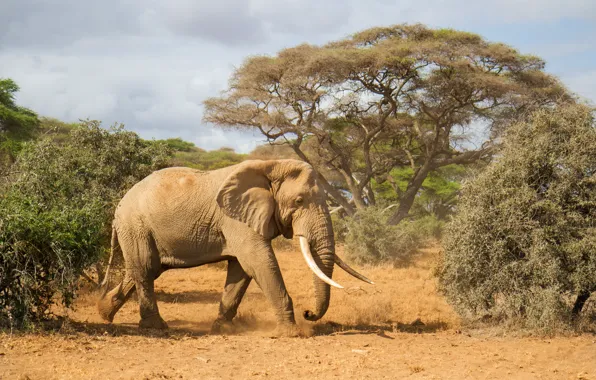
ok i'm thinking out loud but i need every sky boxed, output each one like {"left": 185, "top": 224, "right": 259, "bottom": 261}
{"left": 1, "top": 0, "right": 595, "bottom": 153}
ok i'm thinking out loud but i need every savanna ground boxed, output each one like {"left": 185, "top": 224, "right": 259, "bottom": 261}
{"left": 1, "top": 245, "right": 595, "bottom": 380}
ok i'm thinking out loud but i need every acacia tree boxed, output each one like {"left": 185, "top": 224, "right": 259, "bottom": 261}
{"left": 204, "top": 24, "right": 569, "bottom": 223}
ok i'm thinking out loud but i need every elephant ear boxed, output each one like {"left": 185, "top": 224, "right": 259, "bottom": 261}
{"left": 216, "top": 161, "right": 277, "bottom": 239}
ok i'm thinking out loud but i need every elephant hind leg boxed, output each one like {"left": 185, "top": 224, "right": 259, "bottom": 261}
{"left": 98, "top": 273, "right": 135, "bottom": 323}
{"left": 212, "top": 259, "right": 252, "bottom": 334}
{"left": 129, "top": 234, "right": 168, "bottom": 330}
{"left": 135, "top": 273, "right": 168, "bottom": 330}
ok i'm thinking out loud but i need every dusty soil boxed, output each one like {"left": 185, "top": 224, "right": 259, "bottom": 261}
{"left": 1, "top": 246, "right": 595, "bottom": 380}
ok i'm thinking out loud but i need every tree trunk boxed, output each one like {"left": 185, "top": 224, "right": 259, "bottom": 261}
{"left": 365, "top": 183, "right": 376, "bottom": 206}
{"left": 572, "top": 290, "right": 592, "bottom": 316}
{"left": 95, "top": 262, "right": 105, "bottom": 285}
{"left": 350, "top": 185, "right": 367, "bottom": 210}
{"left": 289, "top": 144, "right": 356, "bottom": 216}
{"left": 316, "top": 176, "right": 356, "bottom": 216}
{"left": 387, "top": 163, "right": 433, "bottom": 225}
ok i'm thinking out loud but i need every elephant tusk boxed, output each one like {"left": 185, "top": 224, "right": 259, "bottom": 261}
{"left": 335, "top": 255, "right": 375, "bottom": 285}
{"left": 299, "top": 237, "right": 344, "bottom": 289}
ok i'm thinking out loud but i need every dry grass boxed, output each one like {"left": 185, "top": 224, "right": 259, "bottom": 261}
{"left": 320, "top": 245, "right": 458, "bottom": 332}
{"left": 221, "top": 241, "right": 458, "bottom": 335}
{"left": 65, "top": 241, "right": 458, "bottom": 335}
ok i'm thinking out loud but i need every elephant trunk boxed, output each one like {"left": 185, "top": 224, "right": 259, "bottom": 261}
{"left": 301, "top": 209, "right": 336, "bottom": 321}
{"left": 298, "top": 205, "right": 374, "bottom": 321}
{"left": 303, "top": 249, "right": 335, "bottom": 321}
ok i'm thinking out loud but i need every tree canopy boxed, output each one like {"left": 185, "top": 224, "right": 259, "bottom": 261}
{"left": 204, "top": 24, "right": 571, "bottom": 223}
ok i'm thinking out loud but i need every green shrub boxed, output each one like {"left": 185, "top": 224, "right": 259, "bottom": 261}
{"left": 338, "top": 207, "right": 442, "bottom": 265}
{"left": 438, "top": 104, "right": 596, "bottom": 332}
{"left": 0, "top": 120, "right": 171, "bottom": 328}
{"left": 0, "top": 78, "right": 39, "bottom": 169}
{"left": 0, "top": 193, "right": 106, "bottom": 327}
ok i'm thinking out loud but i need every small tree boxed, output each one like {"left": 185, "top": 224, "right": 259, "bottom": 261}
{"left": 439, "top": 104, "right": 596, "bottom": 331}
{"left": 0, "top": 121, "right": 171, "bottom": 328}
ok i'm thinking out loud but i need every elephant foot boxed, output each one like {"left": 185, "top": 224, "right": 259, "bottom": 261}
{"left": 139, "top": 314, "right": 168, "bottom": 330}
{"left": 211, "top": 318, "right": 236, "bottom": 335}
{"left": 98, "top": 304, "right": 115, "bottom": 323}
{"left": 272, "top": 323, "right": 304, "bottom": 338}
{"left": 97, "top": 291, "right": 118, "bottom": 323}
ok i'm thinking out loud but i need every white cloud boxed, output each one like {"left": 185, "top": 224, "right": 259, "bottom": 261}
{"left": 495, "top": 0, "right": 596, "bottom": 22}
{"left": 0, "top": 36, "right": 251, "bottom": 150}
{"left": 0, "top": 0, "right": 594, "bottom": 153}
{"left": 154, "top": 0, "right": 267, "bottom": 46}
{"left": 353, "top": 0, "right": 596, "bottom": 26}
{"left": 563, "top": 70, "right": 596, "bottom": 105}
{"left": 533, "top": 42, "right": 596, "bottom": 59}
{"left": 250, "top": 0, "right": 351, "bottom": 37}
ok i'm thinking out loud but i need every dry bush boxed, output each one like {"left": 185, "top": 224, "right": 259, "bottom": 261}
{"left": 336, "top": 207, "right": 443, "bottom": 265}
{"left": 316, "top": 246, "right": 458, "bottom": 331}
{"left": 438, "top": 104, "right": 596, "bottom": 333}
{"left": 271, "top": 236, "right": 298, "bottom": 252}
{"left": 63, "top": 244, "right": 458, "bottom": 336}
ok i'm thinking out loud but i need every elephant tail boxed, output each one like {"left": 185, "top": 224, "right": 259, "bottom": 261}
{"left": 99, "top": 225, "right": 120, "bottom": 295}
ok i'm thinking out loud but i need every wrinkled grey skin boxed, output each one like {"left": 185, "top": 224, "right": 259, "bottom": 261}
{"left": 97, "top": 159, "right": 339, "bottom": 336}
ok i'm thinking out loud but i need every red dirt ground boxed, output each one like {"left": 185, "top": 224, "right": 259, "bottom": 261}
{"left": 2, "top": 247, "right": 595, "bottom": 379}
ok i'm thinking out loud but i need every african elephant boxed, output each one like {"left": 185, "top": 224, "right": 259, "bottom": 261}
{"left": 97, "top": 159, "right": 372, "bottom": 336}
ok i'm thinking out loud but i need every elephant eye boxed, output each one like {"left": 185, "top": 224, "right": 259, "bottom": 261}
{"left": 295, "top": 197, "right": 304, "bottom": 206}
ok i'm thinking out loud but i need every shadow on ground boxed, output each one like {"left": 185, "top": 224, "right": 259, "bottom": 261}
{"left": 154, "top": 289, "right": 222, "bottom": 304}
{"left": 5, "top": 315, "right": 448, "bottom": 340}
{"left": 154, "top": 289, "right": 267, "bottom": 305}
{"left": 24, "top": 318, "right": 212, "bottom": 339}
{"left": 313, "top": 319, "right": 450, "bottom": 338}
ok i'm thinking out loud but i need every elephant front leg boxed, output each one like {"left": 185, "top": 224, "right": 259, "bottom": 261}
{"left": 235, "top": 244, "right": 302, "bottom": 337}
{"left": 211, "top": 259, "right": 252, "bottom": 334}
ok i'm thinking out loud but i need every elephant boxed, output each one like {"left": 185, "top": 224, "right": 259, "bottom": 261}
{"left": 97, "top": 159, "right": 372, "bottom": 336}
